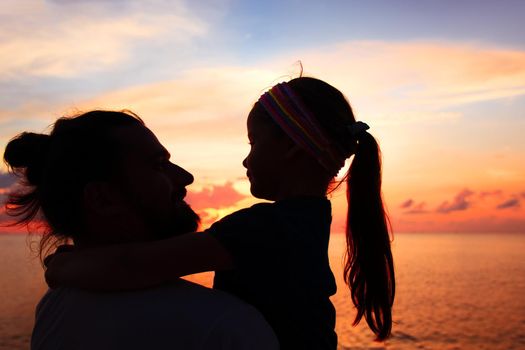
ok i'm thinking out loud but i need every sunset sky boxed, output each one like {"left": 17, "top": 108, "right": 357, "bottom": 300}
{"left": 0, "top": 0, "right": 524, "bottom": 233}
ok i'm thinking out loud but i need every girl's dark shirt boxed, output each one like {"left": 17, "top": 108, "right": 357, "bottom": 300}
{"left": 206, "top": 197, "right": 337, "bottom": 350}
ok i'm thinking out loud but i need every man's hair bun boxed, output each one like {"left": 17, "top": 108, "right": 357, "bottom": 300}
{"left": 4, "top": 132, "right": 51, "bottom": 185}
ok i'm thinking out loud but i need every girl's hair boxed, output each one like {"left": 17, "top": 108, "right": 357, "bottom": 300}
{"left": 3, "top": 110, "right": 144, "bottom": 261}
{"left": 257, "top": 77, "right": 395, "bottom": 340}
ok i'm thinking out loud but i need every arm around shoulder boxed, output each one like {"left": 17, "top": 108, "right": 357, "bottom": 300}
{"left": 45, "top": 232, "right": 233, "bottom": 291}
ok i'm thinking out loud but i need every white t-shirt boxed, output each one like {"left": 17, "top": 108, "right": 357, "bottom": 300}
{"left": 31, "top": 279, "right": 279, "bottom": 350}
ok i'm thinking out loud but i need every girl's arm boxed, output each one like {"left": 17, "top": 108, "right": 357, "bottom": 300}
{"left": 45, "top": 232, "right": 233, "bottom": 291}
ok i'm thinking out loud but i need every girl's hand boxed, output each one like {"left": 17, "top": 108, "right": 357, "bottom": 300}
{"left": 44, "top": 244, "right": 76, "bottom": 288}
{"left": 44, "top": 244, "right": 75, "bottom": 267}
{"left": 44, "top": 246, "right": 76, "bottom": 289}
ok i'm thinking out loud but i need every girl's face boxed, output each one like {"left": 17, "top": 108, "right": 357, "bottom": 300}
{"left": 243, "top": 109, "right": 294, "bottom": 201}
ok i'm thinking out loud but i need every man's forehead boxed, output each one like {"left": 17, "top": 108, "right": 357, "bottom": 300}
{"left": 113, "top": 124, "right": 167, "bottom": 158}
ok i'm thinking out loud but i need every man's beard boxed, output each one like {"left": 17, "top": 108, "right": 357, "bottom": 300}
{"left": 147, "top": 200, "right": 200, "bottom": 240}
{"left": 117, "top": 180, "right": 201, "bottom": 241}
{"left": 162, "top": 201, "right": 200, "bottom": 238}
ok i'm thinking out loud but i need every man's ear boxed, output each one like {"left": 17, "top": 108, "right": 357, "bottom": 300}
{"left": 83, "top": 182, "right": 124, "bottom": 216}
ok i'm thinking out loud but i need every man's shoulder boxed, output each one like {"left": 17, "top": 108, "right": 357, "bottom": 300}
{"left": 40, "top": 279, "right": 254, "bottom": 317}
{"left": 33, "top": 281, "right": 278, "bottom": 350}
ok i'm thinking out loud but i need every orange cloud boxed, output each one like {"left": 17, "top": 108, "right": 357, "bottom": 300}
{"left": 399, "top": 199, "right": 413, "bottom": 209}
{"left": 78, "top": 67, "right": 277, "bottom": 124}
{"left": 479, "top": 190, "right": 503, "bottom": 199}
{"left": 1, "top": 40, "right": 524, "bottom": 234}
{"left": 437, "top": 189, "right": 475, "bottom": 214}
{"left": 328, "top": 184, "right": 525, "bottom": 234}
{"left": 184, "top": 181, "right": 256, "bottom": 230}
{"left": 386, "top": 187, "right": 525, "bottom": 233}
{"left": 399, "top": 199, "right": 428, "bottom": 214}
{"left": 496, "top": 198, "right": 520, "bottom": 210}
{"left": 279, "top": 41, "right": 525, "bottom": 117}
{"left": 10, "top": 40, "right": 524, "bottom": 125}
{"left": 405, "top": 202, "right": 428, "bottom": 215}
{"left": 186, "top": 182, "right": 248, "bottom": 211}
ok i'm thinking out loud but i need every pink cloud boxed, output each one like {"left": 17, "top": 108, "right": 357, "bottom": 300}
{"left": 358, "top": 187, "right": 525, "bottom": 233}
{"left": 437, "top": 189, "right": 475, "bottom": 213}
{"left": 496, "top": 198, "right": 520, "bottom": 210}
{"left": 195, "top": 210, "right": 221, "bottom": 230}
{"left": 399, "top": 198, "right": 428, "bottom": 214}
{"left": 0, "top": 171, "right": 17, "bottom": 189}
{"left": 406, "top": 202, "right": 428, "bottom": 214}
{"left": 479, "top": 190, "right": 503, "bottom": 199}
{"left": 400, "top": 199, "right": 413, "bottom": 208}
{"left": 0, "top": 0, "right": 208, "bottom": 79}
{"left": 186, "top": 182, "right": 247, "bottom": 211}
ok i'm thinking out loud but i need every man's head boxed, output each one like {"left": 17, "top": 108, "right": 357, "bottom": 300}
{"left": 3, "top": 110, "right": 199, "bottom": 257}
{"left": 97, "top": 121, "right": 199, "bottom": 243}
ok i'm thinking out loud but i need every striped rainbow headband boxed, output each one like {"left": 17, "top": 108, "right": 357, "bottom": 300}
{"left": 259, "top": 82, "right": 353, "bottom": 175}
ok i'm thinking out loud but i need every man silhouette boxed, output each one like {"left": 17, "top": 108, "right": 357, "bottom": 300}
{"left": 3, "top": 110, "right": 277, "bottom": 349}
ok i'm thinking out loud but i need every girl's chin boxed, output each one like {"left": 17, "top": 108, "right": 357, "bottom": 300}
{"left": 250, "top": 186, "right": 277, "bottom": 201}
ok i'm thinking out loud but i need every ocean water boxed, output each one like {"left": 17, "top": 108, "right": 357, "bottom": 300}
{"left": 1, "top": 233, "right": 524, "bottom": 350}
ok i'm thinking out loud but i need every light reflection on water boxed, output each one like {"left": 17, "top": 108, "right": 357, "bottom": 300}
{"left": 1, "top": 233, "right": 524, "bottom": 350}
{"left": 329, "top": 232, "right": 525, "bottom": 350}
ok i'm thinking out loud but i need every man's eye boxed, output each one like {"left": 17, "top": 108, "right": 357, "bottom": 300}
{"left": 157, "top": 161, "right": 170, "bottom": 170}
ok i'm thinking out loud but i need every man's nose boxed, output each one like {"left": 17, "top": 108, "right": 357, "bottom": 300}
{"left": 242, "top": 157, "right": 248, "bottom": 168}
{"left": 171, "top": 163, "right": 194, "bottom": 186}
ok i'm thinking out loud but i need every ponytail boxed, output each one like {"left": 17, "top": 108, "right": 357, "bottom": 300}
{"left": 344, "top": 132, "right": 395, "bottom": 341}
